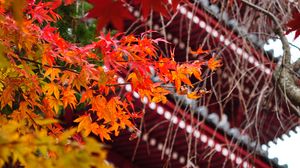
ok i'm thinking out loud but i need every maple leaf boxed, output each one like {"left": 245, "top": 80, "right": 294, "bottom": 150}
{"left": 91, "top": 95, "right": 111, "bottom": 122}
{"left": 61, "top": 88, "right": 77, "bottom": 109}
{"left": 95, "top": 125, "right": 111, "bottom": 141}
{"left": 155, "top": 56, "right": 176, "bottom": 81}
{"left": 44, "top": 68, "right": 61, "bottom": 81}
{"left": 28, "top": 2, "right": 61, "bottom": 24}
{"left": 127, "top": 72, "right": 139, "bottom": 88}
{"left": 72, "top": 71, "right": 88, "bottom": 91}
{"left": 178, "top": 73, "right": 192, "bottom": 86}
{"left": 42, "top": 82, "right": 60, "bottom": 99}
{"left": 151, "top": 87, "right": 170, "bottom": 103}
{"left": 207, "top": 56, "right": 222, "bottom": 71}
{"left": 87, "top": 0, "right": 134, "bottom": 31}
{"left": 109, "top": 123, "right": 121, "bottom": 136}
{"left": 64, "top": 0, "right": 75, "bottom": 5}
{"left": 46, "top": 96, "right": 63, "bottom": 114}
{"left": 105, "top": 97, "right": 120, "bottom": 123}
{"left": 286, "top": 11, "right": 300, "bottom": 40}
{"left": 80, "top": 88, "right": 93, "bottom": 103}
{"left": 134, "top": 0, "right": 169, "bottom": 19}
{"left": 182, "top": 61, "right": 204, "bottom": 81}
{"left": 171, "top": 71, "right": 182, "bottom": 92}
{"left": 50, "top": 0, "right": 63, "bottom": 9}
{"left": 51, "top": 0, "right": 76, "bottom": 7}
{"left": 0, "top": 85, "right": 15, "bottom": 109}
{"left": 74, "top": 114, "right": 92, "bottom": 136}
{"left": 190, "top": 47, "right": 209, "bottom": 55}
{"left": 42, "top": 48, "right": 56, "bottom": 66}
{"left": 187, "top": 91, "right": 201, "bottom": 99}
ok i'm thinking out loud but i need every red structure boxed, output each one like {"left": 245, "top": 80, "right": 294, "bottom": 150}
{"left": 107, "top": 1, "right": 297, "bottom": 167}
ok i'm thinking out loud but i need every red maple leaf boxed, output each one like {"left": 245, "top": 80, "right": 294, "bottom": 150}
{"left": 134, "top": 0, "right": 187, "bottom": 19}
{"left": 64, "top": 0, "right": 75, "bottom": 5}
{"left": 50, "top": 0, "right": 75, "bottom": 7}
{"left": 87, "top": 0, "right": 134, "bottom": 31}
{"left": 134, "top": 0, "right": 169, "bottom": 19}
{"left": 286, "top": 11, "right": 300, "bottom": 40}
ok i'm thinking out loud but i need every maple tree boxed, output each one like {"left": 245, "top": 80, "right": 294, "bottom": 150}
{"left": 0, "top": 0, "right": 222, "bottom": 167}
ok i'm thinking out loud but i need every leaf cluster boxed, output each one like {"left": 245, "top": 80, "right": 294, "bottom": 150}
{"left": 0, "top": 0, "right": 222, "bottom": 167}
{"left": 0, "top": 117, "right": 111, "bottom": 168}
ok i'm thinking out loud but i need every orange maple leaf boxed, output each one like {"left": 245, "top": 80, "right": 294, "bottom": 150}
{"left": 207, "top": 57, "right": 222, "bottom": 71}
{"left": 74, "top": 114, "right": 92, "bottom": 136}
{"left": 187, "top": 91, "right": 201, "bottom": 99}
{"left": 42, "top": 82, "right": 60, "bottom": 99}
{"left": 80, "top": 89, "right": 93, "bottom": 103}
{"left": 47, "top": 96, "right": 63, "bottom": 114}
{"left": 44, "top": 68, "right": 61, "bottom": 81}
{"left": 94, "top": 125, "right": 111, "bottom": 141}
{"left": 0, "top": 85, "right": 15, "bottom": 109}
{"left": 190, "top": 47, "right": 209, "bottom": 55}
{"left": 127, "top": 72, "right": 140, "bottom": 88}
{"left": 151, "top": 87, "right": 170, "bottom": 103}
{"left": 61, "top": 88, "right": 77, "bottom": 109}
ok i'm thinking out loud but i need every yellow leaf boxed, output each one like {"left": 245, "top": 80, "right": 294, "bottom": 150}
{"left": 0, "top": 43, "right": 9, "bottom": 68}
{"left": 152, "top": 95, "right": 167, "bottom": 103}
{"left": 59, "top": 128, "right": 77, "bottom": 141}
{"left": 35, "top": 118, "right": 59, "bottom": 125}
{"left": 43, "top": 82, "right": 60, "bottom": 99}
{"left": 98, "top": 67, "right": 107, "bottom": 86}
{"left": 44, "top": 68, "right": 61, "bottom": 81}
{"left": 187, "top": 91, "right": 201, "bottom": 99}
{"left": 47, "top": 96, "right": 62, "bottom": 114}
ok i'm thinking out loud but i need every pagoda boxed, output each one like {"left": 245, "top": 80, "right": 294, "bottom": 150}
{"left": 106, "top": 1, "right": 299, "bottom": 167}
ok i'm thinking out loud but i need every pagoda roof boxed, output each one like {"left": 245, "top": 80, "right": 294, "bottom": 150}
{"left": 106, "top": 1, "right": 298, "bottom": 167}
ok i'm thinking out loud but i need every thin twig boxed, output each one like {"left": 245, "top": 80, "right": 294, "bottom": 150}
{"left": 19, "top": 57, "right": 80, "bottom": 74}
{"left": 241, "top": 0, "right": 291, "bottom": 65}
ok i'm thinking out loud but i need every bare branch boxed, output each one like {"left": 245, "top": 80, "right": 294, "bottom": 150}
{"left": 241, "top": 0, "right": 291, "bottom": 65}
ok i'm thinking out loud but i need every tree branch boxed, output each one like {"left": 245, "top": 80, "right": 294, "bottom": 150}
{"left": 241, "top": 0, "right": 300, "bottom": 111}
{"left": 241, "top": 0, "right": 291, "bottom": 65}
{"left": 19, "top": 57, "right": 80, "bottom": 74}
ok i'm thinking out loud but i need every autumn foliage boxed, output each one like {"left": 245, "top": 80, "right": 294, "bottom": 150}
{"left": 0, "top": 0, "right": 221, "bottom": 167}
{"left": 286, "top": 11, "right": 300, "bottom": 39}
